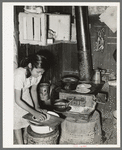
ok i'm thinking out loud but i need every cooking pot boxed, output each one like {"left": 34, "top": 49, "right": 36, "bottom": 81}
{"left": 53, "top": 99, "right": 72, "bottom": 112}
{"left": 61, "top": 75, "right": 79, "bottom": 90}
{"left": 29, "top": 111, "right": 59, "bottom": 134}
{"left": 54, "top": 99, "right": 69, "bottom": 108}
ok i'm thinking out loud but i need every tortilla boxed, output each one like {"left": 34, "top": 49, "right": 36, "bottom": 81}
{"left": 76, "top": 84, "right": 91, "bottom": 89}
{"left": 76, "top": 88, "right": 91, "bottom": 93}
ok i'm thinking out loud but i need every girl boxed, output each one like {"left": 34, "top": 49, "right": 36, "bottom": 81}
{"left": 14, "top": 53, "right": 48, "bottom": 144}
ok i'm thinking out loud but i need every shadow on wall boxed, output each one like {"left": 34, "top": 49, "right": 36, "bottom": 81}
{"left": 37, "top": 50, "right": 55, "bottom": 70}
{"left": 37, "top": 49, "right": 57, "bottom": 83}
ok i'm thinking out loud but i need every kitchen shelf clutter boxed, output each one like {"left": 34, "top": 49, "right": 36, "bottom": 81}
{"left": 19, "top": 12, "right": 71, "bottom": 46}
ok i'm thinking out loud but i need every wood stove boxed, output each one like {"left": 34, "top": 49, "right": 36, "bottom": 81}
{"left": 57, "top": 6, "right": 107, "bottom": 144}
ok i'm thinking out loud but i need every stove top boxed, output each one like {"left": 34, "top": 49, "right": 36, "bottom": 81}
{"left": 60, "top": 81, "right": 105, "bottom": 95}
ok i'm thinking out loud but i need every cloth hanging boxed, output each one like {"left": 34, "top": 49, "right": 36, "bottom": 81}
{"left": 13, "top": 32, "right": 18, "bottom": 70}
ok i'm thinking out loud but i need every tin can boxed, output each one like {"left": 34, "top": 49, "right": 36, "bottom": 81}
{"left": 39, "top": 83, "right": 50, "bottom": 101}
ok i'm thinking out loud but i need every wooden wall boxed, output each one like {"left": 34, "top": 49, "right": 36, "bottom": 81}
{"left": 15, "top": 6, "right": 117, "bottom": 83}
{"left": 89, "top": 15, "right": 117, "bottom": 73}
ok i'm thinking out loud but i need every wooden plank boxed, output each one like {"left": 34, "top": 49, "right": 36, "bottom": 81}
{"left": 34, "top": 17, "right": 40, "bottom": 41}
{"left": 23, "top": 16, "right": 27, "bottom": 40}
{"left": 26, "top": 15, "right": 33, "bottom": 40}
{"left": 40, "top": 14, "right": 47, "bottom": 46}
{"left": 18, "top": 13, "right": 26, "bottom": 43}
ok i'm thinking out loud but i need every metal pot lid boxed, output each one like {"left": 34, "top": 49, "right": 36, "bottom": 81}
{"left": 61, "top": 75, "right": 79, "bottom": 83}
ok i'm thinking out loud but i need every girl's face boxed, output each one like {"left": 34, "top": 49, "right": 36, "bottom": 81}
{"left": 31, "top": 67, "right": 45, "bottom": 78}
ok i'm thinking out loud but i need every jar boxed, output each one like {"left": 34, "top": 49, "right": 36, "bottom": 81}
{"left": 39, "top": 83, "right": 50, "bottom": 101}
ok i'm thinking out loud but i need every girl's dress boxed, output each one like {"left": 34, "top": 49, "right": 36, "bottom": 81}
{"left": 14, "top": 67, "right": 42, "bottom": 130}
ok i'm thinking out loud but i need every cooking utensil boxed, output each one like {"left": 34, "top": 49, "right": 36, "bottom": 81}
{"left": 66, "top": 97, "right": 75, "bottom": 106}
{"left": 54, "top": 106, "right": 71, "bottom": 112}
{"left": 53, "top": 102, "right": 70, "bottom": 111}
{"left": 92, "top": 69, "right": 101, "bottom": 84}
{"left": 53, "top": 97, "right": 75, "bottom": 110}
{"left": 61, "top": 75, "right": 79, "bottom": 90}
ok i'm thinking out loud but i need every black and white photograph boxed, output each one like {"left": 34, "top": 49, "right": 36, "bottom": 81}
{"left": 3, "top": 2, "right": 120, "bottom": 148}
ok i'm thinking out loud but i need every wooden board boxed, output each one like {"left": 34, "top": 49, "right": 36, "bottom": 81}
{"left": 34, "top": 17, "right": 40, "bottom": 41}
{"left": 22, "top": 113, "right": 64, "bottom": 127}
{"left": 48, "top": 14, "right": 71, "bottom": 41}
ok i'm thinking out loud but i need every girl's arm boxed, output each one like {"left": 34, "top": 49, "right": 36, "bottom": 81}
{"left": 31, "top": 85, "right": 47, "bottom": 113}
{"left": 15, "top": 89, "right": 43, "bottom": 119}
{"left": 31, "top": 85, "right": 40, "bottom": 109}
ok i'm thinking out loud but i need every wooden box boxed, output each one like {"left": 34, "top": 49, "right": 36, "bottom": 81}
{"left": 47, "top": 13, "right": 71, "bottom": 41}
{"left": 18, "top": 12, "right": 47, "bottom": 46}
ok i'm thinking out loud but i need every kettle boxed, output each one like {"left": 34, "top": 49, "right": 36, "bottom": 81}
{"left": 92, "top": 69, "right": 101, "bottom": 84}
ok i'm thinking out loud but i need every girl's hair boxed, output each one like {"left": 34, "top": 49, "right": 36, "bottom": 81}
{"left": 19, "top": 54, "right": 48, "bottom": 77}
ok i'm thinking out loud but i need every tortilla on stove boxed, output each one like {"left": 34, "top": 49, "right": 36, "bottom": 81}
{"left": 76, "top": 84, "right": 91, "bottom": 89}
{"left": 76, "top": 88, "right": 91, "bottom": 93}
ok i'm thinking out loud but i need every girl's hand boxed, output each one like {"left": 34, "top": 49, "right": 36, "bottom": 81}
{"left": 35, "top": 107, "right": 47, "bottom": 114}
{"left": 33, "top": 111, "right": 47, "bottom": 121}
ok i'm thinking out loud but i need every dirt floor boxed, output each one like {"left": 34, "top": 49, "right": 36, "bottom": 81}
{"left": 102, "top": 118, "right": 117, "bottom": 144}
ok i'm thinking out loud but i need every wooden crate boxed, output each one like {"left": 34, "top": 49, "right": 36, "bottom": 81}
{"left": 18, "top": 12, "right": 47, "bottom": 46}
